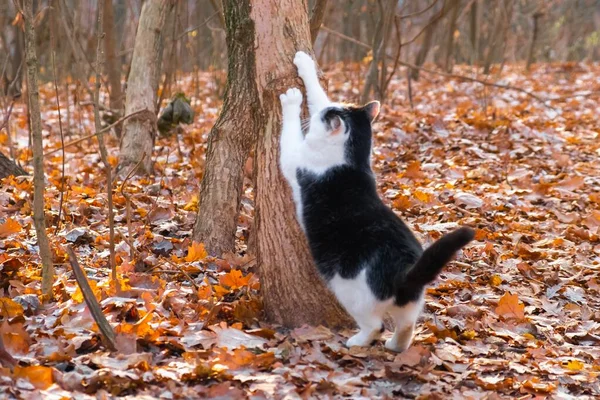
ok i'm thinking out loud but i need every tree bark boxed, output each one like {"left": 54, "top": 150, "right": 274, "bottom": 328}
{"left": 0, "top": 151, "right": 26, "bottom": 180}
{"left": 194, "top": 0, "right": 351, "bottom": 328}
{"left": 443, "top": 0, "right": 460, "bottom": 72}
{"left": 193, "top": 0, "right": 261, "bottom": 255}
{"left": 103, "top": 0, "right": 123, "bottom": 113}
{"left": 22, "top": 0, "right": 54, "bottom": 298}
{"left": 526, "top": 12, "right": 543, "bottom": 71}
{"left": 251, "top": 0, "right": 351, "bottom": 328}
{"left": 118, "top": 0, "right": 173, "bottom": 175}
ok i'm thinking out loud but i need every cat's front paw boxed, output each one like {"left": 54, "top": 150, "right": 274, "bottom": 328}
{"left": 294, "top": 51, "right": 317, "bottom": 78}
{"left": 280, "top": 87, "right": 303, "bottom": 112}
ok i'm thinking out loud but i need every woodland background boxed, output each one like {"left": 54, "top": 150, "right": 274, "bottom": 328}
{"left": 0, "top": 0, "right": 600, "bottom": 398}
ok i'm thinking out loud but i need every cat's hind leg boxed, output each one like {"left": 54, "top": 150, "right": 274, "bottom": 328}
{"left": 293, "top": 51, "right": 330, "bottom": 117}
{"left": 329, "top": 271, "right": 390, "bottom": 347}
{"left": 384, "top": 298, "right": 424, "bottom": 352}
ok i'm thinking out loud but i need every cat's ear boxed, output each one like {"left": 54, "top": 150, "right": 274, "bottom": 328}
{"left": 363, "top": 101, "right": 380, "bottom": 122}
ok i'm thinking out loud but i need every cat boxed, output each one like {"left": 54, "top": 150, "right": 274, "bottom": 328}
{"left": 279, "top": 51, "right": 475, "bottom": 352}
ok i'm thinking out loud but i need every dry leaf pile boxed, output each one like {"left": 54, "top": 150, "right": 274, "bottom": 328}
{"left": 0, "top": 63, "right": 599, "bottom": 398}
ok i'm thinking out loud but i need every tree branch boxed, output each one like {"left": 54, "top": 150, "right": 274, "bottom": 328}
{"left": 321, "top": 25, "right": 551, "bottom": 106}
{"left": 66, "top": 245, "right": 117, "bottom": 351}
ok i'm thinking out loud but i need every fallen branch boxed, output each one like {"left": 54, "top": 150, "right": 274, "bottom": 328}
{"left": 321, "top": 25, "right": 550, "bottom": 106}
{"left": 66, "top": 245, "right": 117, "bottom": 351}
{"left": 43, "top": 109, "right": 148, "bottom": 158}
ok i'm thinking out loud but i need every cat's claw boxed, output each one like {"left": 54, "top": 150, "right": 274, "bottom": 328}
{"left": 294, "top": 51, "right": 317, "bottom": 79}
{"left": 280, "top": 88, "right": 303, "bottom": 110}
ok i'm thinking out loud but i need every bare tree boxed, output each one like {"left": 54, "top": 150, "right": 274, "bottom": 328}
{"left": 103, "top": 0, "right": 123, "bottom": 115}
{"left": 21, "top": 0, "right": 54, "bottom": 298}
{"left": 118, "top": 0, "right": 174, "bottom": 175}
{"left": 192, "top": 0, "right": 261, "bottom": 255}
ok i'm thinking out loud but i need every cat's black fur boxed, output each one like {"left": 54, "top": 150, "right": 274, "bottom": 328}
{"left": 297, "top": 104, "right": 474, "bottom": 306}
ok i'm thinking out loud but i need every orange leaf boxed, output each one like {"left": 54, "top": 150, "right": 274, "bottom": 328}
{"left": 219, "top": 270, "right": 251, "bottom": 290}
{"left": 0, "top": 218, "right": 21, "bottom": 238}
{"left": 557, "top": 175, "right": 584, "bottom": 191}
{"left": 404, "top": 161, "right": 424, "bottom": 180}
{"left": 495, "top": 292, "right": 525, "bottom": 320}
{"left": 13, "top": 366, "right": 54, "bottom": 390}
{"left": 0, "top": 298, "right": 24, "bottom": 318}
{"left": 185, "top": 242, "right": 208, "bottom": 262}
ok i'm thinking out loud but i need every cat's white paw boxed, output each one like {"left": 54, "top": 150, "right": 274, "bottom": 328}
{"left": 294, "top": 51, "right": 316, "bottom": 78}
{"left": 346, "top": 332, "right": 372, "bottom": 348}
{"left": 384, "top": 338, "right": 409, "bottom": 353}
{"left": 280, "top": 88, "right": 303, "bottom": 110}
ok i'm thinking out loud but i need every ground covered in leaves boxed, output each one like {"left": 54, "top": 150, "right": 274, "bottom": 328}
{"left": 1, "top": 62, "right": 599, "bottom": 399}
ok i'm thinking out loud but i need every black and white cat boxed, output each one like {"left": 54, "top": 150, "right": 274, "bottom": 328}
{"left": 279, "top": 51, "right": 474, "bottom": 352}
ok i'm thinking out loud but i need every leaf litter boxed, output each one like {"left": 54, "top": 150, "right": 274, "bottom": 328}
{"left": 1, "top": 63, "right": 600, "bottom": 398}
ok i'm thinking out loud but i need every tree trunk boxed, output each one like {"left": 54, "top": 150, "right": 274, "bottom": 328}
{"left": 443, "top": 0, "right": 461, "bottom": 73}
{"left": 309, "top": 0, "right": 329, "bottom": 45}
{"left": 192, "top": 0, "right": 261, "bottom": 255}
{"left": 251, "top": 0, "right": 351, "bottom": 328}
{"left": 411, "top": 2, "right": 449, "bottom": 80}
{"left": 103, "top": 0, "right": 123, "bottom": 113}
{"left": 469, "top": 0, "right": 479, "bottom": 65}
{"left": 526, "top": 12, "right": 543, "bottom": 71}
{"left": 194, "top": 0, "right": 351, "bottom": 328}
{"left": 0, "top": 151, "right": 26, "bottom": 180}
{"left": 23, "top": 0, "right": 54, "bottom": 298}
{"left": 118, "top": 0, "right": 173, "bottom": 175}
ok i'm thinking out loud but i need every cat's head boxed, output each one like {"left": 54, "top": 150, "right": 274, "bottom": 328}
{"left": 308, "top": 101, "right": 380, "bottom": 167}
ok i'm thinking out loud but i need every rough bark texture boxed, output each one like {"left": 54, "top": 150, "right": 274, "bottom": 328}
{"left": 251, "top": 0, "right": 352, "bottom": 328}
{"left": 118, "top": 0, "right": 173, "bottom": 175}
{"left": 193, "top": 0, "right": 261, "bottom": 255}
{"left": 0, "top": 151, "right": 26, "bottom": 179}
{"left": 23, "top": 0, "right": 54, "bottom": 297}
{"left": 103, "top": 0, "right": 123, "bottom": 113}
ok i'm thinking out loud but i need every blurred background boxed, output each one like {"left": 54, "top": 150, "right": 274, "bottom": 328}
{"left": 1, "top": 0, "right": 599, "bottom": 102}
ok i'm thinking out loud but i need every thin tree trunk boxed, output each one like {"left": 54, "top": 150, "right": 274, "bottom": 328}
{"left": 22, "top": 0, "right": 54, "bottom": 298}
{"left": 309, "top": 0, "right": 329, "bottom": 44}
{"left": 103, "top": 0, "right": 123, "bottom": 113}
{"left": 526, "top": 11, "right": 543, "bottom": 71}
{"left": 469, "top": 0, "right": 479, "bottom": 65}
{"left": 0, "top": 151, "right": 26, "bottom": 179}
{"left": 118, "top": 0, "right": 173, "bottom": 175}
{"left": 192, "top": 0, "right": 261, "bottom": 255}
{"left": 443, "top": 0, "right": 460, "bottom": 72}
{"left": 251, "top": 0, "right": 351, "bottom": 328}
{"left": 411, "top": 1, "right": 449, "bottom": 80}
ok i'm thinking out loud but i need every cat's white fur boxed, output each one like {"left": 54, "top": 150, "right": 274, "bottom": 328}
{"left": 279, "top": 51, "right": 423, "bottom": 352}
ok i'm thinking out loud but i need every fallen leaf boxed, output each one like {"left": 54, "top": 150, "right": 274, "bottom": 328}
{"left": 0, "top": 218, "right": 21, "bottom": 238}
{"left": 185, "top": 242, "right": 208, "bottom": 262}
{"left": 495, "top": 292, "right": 525, "bottom": 320}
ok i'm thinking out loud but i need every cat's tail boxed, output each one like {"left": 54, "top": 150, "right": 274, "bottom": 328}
{"left": 401, "top": 227, "right": 475, "bottom": 287}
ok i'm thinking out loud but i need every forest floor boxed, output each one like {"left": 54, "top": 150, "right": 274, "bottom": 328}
{"left": 1, "top": 62, "right": 599, "bottom": 399}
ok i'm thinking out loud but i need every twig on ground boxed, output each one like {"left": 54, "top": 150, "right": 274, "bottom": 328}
{"left": 66, "top": 245, "right": 117, "bottom": 351}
